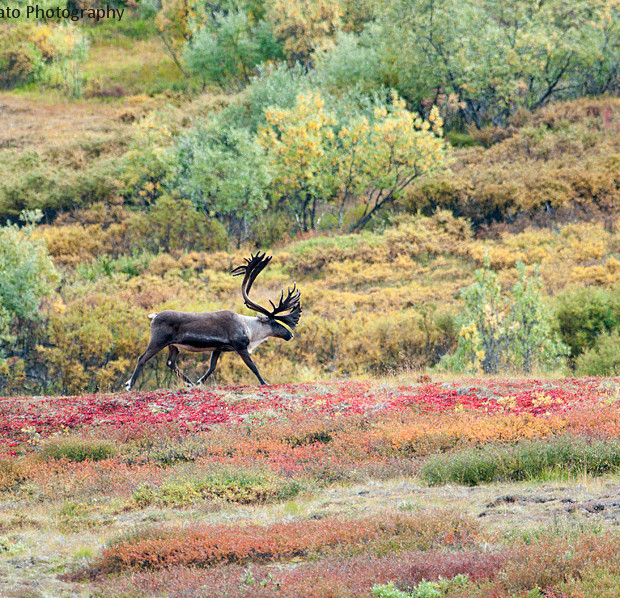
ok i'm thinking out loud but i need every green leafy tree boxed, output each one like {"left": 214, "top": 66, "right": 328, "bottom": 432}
{"left": 337, "top": 0, "right": 620, "bottom": 127}
{"left": 183, "top": 9, "right": 282, "bottom": 89}
{"left": 258, "top": 91, "right": 450, "bottom": 233}
{"left": 443, "top": 260, "right": 568, "bottom": 374}
{"left": 341, "top": 98, "right": 450, "bottom": 232}
{"left": 171, "top": 119, "right": 271, "bottom": 245}
{"left": 0, "top": 211, "right": 57, "bottom": 390}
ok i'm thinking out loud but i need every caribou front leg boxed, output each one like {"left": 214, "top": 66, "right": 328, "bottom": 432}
{"left": 197, "top": 350, "right": 221, "bottom": 385}
{"left": 126, "top": 340, "right": 165, "bottom": 391}
{"left": 166, "top": 345, "right": 194, "bottom": 387}
{"left": 237, "top": 349, "right": 267, "bottom": 385}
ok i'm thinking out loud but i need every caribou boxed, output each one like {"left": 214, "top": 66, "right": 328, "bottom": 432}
{"left": 125, "top": 252, "right": 301, "bottom": 390}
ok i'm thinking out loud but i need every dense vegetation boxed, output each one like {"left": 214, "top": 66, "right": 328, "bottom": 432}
{"left": 0, "top": 0, "right": 619, "bottom": 395}
{"left": 2, "top": 378, "right": 620, "bottom": 596}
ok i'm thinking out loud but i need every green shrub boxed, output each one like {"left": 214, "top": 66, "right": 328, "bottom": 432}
{"left": 40, "top": 437, "right": 116, "bottom": 462}
{"left": 555, "top": 286, "right": 620, "bottom": 362}
{"left": 183, "top": 10, "right": 282, "bottom": 89}
{"left": 0, "top": 150, "right": 122, "bottom": 218}
{"left": 373, "top": 582, "right": 413, "bottom": 598}
{"left": 441, "top": 261, "right": 568, "bottom": 374}
{"left": 169, "top": 120, "right": 270, "bottom": 246}
{"left": 223, "top": 62, "right": 311, "bottom": 132}
{"left": 128, "top": 195, "right": 229, "bottom": 253}
{"left": 445, "top": 131, "right": 479, "bottom": 148}
{"left": 420, "top": 437, "right": 620, "bottom": 486}
{"left": 132, "top": 471, "right": 302, "bottom": 508}
{"left": 576, "top": 329, "right": 620, "bottom": 376}
{"left": 373, "top": 575, "right": 470, "bottom": 598}
{"left": 0, "top": 212, "right": 57, "bottom": 393}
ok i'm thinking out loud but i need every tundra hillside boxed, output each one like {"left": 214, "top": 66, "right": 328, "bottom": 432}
{"left": 0, "top": 0, "right": 619, "bottom": 395}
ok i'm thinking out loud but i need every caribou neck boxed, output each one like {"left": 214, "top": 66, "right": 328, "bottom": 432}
{"left": 240, "top": 315, "right": 272, "bottom": 353}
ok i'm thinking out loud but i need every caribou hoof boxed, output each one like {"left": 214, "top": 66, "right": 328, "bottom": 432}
{"left": 184, "top": 381, "right": 195, "bottom": 389}
{"left": 125, "top": 380, "right": 132, "bottom": 391}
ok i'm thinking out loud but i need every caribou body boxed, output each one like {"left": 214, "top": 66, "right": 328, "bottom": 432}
{"left": 125, "top": 253, "right": 301, "bottom": 390}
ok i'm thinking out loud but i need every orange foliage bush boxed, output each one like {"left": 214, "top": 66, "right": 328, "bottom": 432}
{"left": 0, "top": 457, "right": 27, "bottom": 492}
{"left": 99, "top": 550, "right": 508, "bottom": 597}
{"left": 373, "top": 411, "right": 568, "bottom": 456}
{"left": 498, "top": 531, "right": 620, "bottom": 592}
{"left": 22, "top": 458, "right": 163, "bottom": 500}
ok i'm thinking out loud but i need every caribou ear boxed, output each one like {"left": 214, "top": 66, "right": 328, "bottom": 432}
{"left": 274, "top": 303, "right": 302, "bottom": 330}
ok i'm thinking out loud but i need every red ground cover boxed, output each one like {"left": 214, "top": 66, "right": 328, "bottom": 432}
{"left": 1, "top": 378, "right": 617, "bottom": 452}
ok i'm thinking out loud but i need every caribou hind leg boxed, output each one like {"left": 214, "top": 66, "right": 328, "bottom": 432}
{"left": 166, "top": 345, "right": 194, "bottom": 388}
{"left": 237, "top": 349, "right": 267, "bottom": 385}
{"left": 197, "top": 350, "right": 221, "bottom": 385}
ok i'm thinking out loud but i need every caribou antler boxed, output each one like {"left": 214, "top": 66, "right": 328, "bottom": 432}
{"left": 231, "top": 252, "right": 273, "bottom": 317}
{"left": 269, "top": 285, "right": 302, "bottom": 329}
{"left": 231, "top": 252, "right": 302, "bottom": 328}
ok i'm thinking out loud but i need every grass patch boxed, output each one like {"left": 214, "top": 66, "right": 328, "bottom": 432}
{"left": 132, "top": 471, "right": 302, "bottom": 508}
{"left": 40, "top": 437, "right": 117, "bottom": 462}
{"left": 83, "top": 38, "right": 186, "bottom": 96}
{"left": 420, "top": 436, "right": 620, "bottom": 486}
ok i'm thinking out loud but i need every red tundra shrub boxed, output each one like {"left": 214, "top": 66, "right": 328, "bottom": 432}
{"left": 498, "top": 531, "right": 620, "bottom": 592}
{"left": 99, "top": 550, "right": 508, "bottom": 597}
{"left": 93, "top": 509, "right": 481, "bottom": 574}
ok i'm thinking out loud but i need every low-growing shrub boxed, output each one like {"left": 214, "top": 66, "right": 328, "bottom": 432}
{"left": 555, "top": 285, "right": 620, "bottom": 361}
{"left": 122, "top": 435, "right": 207, "bottom": 466}
{"left": 373, "top": 576, "right": 469, "bottom": 598}
{"left": 497, "top": 530, "right": 620, "bottom": 592}
{"left": 91, "top": 510, "right": 480, "bottom": 574}
{"left": 40, "top": 437, "right": 117, "bottom": 462}
{"left": 0, "top": 458, "right": 27, "bottom": 492}
{"left": 404, "top": 98, "right": 620, "bottom": 231}
{"left": 420, "top": 436, "right": 620, "bottom": 486}
{"left": 94, "top": 551, "right": 504, "bottom": 597}
{"left": 132, "top": 471, "right": 302, "bottom": 508}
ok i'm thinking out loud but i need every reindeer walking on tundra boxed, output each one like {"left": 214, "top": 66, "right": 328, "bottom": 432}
{"left": 125, "top": 252, "right": 302, "bottom": 390}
